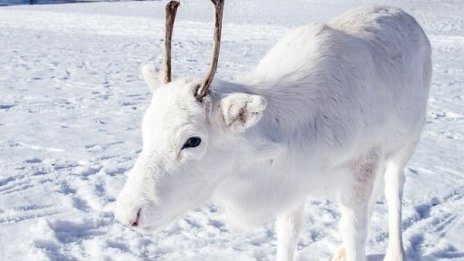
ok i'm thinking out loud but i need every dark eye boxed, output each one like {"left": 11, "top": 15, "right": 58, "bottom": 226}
{"left": 182, "top": 137, "right": 201, "bottom": 150}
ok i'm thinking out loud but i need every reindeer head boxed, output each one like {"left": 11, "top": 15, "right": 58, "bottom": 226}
{"left": 115, "top": 0, "right": 269, "bottom": 231}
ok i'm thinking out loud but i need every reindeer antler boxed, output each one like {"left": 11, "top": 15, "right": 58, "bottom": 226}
{"left": 195, "top": 0, "right": 225, "bottom": 100}
{"left": 164, "top": 1, "right": 180, "bottom": 84}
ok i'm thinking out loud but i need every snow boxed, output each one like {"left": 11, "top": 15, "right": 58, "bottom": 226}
{"left": 0, "top": 0, "right": 463, "bottom": 260}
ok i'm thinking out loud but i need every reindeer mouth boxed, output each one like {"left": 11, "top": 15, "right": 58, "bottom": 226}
{"left": 127, "top": 207, "right": 165, "bottom": 232}
{"left": 130, "top": 208, "right": 141, "bottom": 227}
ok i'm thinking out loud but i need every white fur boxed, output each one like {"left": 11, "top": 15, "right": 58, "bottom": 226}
{"left": 141, "top": 64, "right": 162, "bottom": 91}
{"left": 115, "top": 5, "right": 431, "bottom": 261}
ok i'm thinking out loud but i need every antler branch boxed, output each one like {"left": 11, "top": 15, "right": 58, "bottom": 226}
{"left": 164, "top": 1, "right": 180, "bottom": 84}
{"left": 195, "top": 0, "right": 225, "bottom": 100}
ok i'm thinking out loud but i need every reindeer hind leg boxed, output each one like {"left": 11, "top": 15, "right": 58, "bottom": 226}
{"left": 383, "top": 142, "right": 418, "bottom": 261}
{"left": 333, "top": 150, "right": 380, "bottom": 261}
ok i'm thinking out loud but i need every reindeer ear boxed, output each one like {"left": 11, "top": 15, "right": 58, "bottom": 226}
{"left": 219, "top": 93, "right": 267, "bottom": 133}
{"left": 142, "top": 64, "right": 163, "bottom": 92}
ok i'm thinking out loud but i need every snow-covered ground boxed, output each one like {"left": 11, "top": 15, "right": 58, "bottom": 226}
{"left": 0, "top": 0, "right": 463, "bottom": 260}
{"left": 0, "top": 0, "right": 143, "bottom": 7}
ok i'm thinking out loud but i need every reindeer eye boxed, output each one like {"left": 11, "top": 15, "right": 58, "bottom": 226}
{"left": 182, "top": 137, "right": 202, "bottom": 150}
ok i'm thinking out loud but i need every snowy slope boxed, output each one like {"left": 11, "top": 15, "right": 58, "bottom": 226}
{"left": 0, "top": 0, "right": 463, "bottom": 260}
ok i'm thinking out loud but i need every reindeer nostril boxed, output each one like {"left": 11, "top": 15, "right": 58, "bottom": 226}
{"left": 130, "top": 208, "right": 141, "bottom": 227}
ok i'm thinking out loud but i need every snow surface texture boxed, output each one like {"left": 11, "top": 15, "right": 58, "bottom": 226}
{"left": 0, "top": 0, "right": 141, "bottom": 7}
{"left": 0, "top": 0, "right": 463, "bottom": 260}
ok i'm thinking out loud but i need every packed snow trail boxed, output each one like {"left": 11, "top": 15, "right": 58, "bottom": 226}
{"left": 0, "top": 0, "right": 463, "bottom": 260}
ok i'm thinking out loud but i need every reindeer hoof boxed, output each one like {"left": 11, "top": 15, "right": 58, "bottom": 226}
{"left": 384, "top": 249, "right": 405, "bottom": 261}
{"left": 331, "top": 247, "right": 346, "bottom": 261}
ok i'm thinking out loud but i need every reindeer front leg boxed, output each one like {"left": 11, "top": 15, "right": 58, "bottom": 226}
{"left": 276, "top": 203, "right": 304, "bottom": 261}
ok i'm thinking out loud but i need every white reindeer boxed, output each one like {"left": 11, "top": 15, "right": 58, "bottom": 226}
{"left": 115, "top": 1, "right": 431, "bottom": 260}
